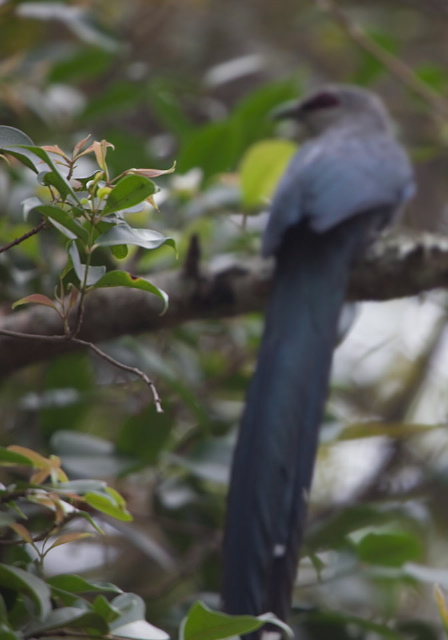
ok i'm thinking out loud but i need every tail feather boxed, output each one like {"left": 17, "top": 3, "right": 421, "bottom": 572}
{"left": 222, "top": 214, "right": 378, "bottom": 621}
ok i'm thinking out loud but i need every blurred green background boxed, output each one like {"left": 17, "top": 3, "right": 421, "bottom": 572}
{"left": 2, "top": 1, "right": 448, "bottom": 638}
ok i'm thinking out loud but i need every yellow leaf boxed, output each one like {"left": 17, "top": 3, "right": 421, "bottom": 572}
{"left": 145, "top": 195, "right": 159, "bottom": 212}
{"left": 92, "top": 140, "right": 115, "bottom": 173}
{"left": 30, "top": 468, "right": 51, "bottom": 484}
{"left": 7, "top": 446, "right": 48, "bottom": 468}
{"left": 28, "top": 493, "right": 57, "bottom": 509}
{"left": 239, "top": 139, "right": 297, "bottom": 210}
{"left": 435, "top": 585, "right": 448, "bottom": 628}
{"left": 49, "top": 532, "right": 92, "bottom": 549}
{"left": 51, "top": 496, "right": 67, "bottom": 524}
{"left": 55, "top": 467, "right": 69, "bottom": 483}
{"left": 9, "top": 522, "right": 33, "bottom": 544}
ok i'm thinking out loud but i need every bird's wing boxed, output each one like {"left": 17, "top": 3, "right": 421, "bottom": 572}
{"left": 262, "top": 132, "right": 414, "bottom": 257}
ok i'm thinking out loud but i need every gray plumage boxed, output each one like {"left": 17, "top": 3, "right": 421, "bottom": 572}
{"left": 264, "top": 85, "right": 414, "bottom": 256}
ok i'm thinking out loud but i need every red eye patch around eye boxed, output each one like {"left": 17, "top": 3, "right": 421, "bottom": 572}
{"left": 300, "top": 92, "right": 340, "bottom": 112}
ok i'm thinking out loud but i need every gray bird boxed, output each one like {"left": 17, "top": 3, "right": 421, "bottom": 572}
{"left": 222, "top": 84, "right": 415, "bottom": 628}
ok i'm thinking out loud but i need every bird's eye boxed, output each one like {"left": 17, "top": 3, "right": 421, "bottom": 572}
{"left": 300, "top": 92, "right": 340, "bottom": 112}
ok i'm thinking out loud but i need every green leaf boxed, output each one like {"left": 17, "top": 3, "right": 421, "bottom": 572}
{"left": 111, "top": 244, "right": 129, "bottom": 259}
{"left": 354, "top": 30, "right": 397, "bottom": 85}
{"left": 25, "top": 607, "right": 108, "bottom": 635}
{"left": 113, "top": 620, "right": 170, "bottom": 639}
{"left": 111, "top": 592, "right": 146, "bottom": 622}
{"left": 34, "top": 204, "right": 89, "bottom": 242}
{"left": 48, "top": 574, "right": 122, "bottom": 595}
{"left": 105, "top": 486, "right": 127, "bottom": 509}
{"left": 415, "top": 63, "right": 448, "bottom": 93}
{"left": 103, "top": 174, "right": 156, "bottom": 214}
{"left": 20, "top": 146, "right": 79, "bottom": 202}
{"left": 0, "top": 564, "right": 51, "bottom": 620}
{"left": 91, "top": 270, "right": 168, "bottom": 312}
{"left": 357, "top": 531, "right": 422, "bottom": 567}
{"left": 339, "top": 420, "right": 437, "bottom": 441}
{"left": 52, "top": 430, "right": 113, "bottom": 457}
{"left": 0, "top": 447, "right": 34, "bottom": 466}
{"left": 117, "top": 405, "right": 173, "bottom": 465}
{"left": 0, "top": 592, "right": 9, "bottom": 622}
{"left": 74, "top": 509, "right": 105, "bottom": 535}
{"left": 110, "top": 593, "right": 169, "bottom": 640}
{"left": 148, "top": 78, "right": 193, "bottom": 139}
{"left": 81, "top": 80, "right": 145, "bottom": 121}
{"left": 68, "top": 241, "right": 106, "bottom": 286}
{"left": 0, "top": 128, "right": 37, "bottom": 171}
{"left": 168, "top": 437, "right": 232, "bottom": 485}
{"left": 49, "top": 46, "right": 112, "bottom": 83}
{"left": 51, "top": 431, "right": 134, "bottom": 479}
{"left": 93, "top": 595, "right": 121, "bottom": 623}
{"left": 0, "top": 149, "right": 39, "bottom": 173}
{"left": 110, "top": 593, "right": 169, "bottom": 639}
{"left": 17, "top": 2, "right": 118, "bottom": 51}
{"left": 84, "top": 490, "right": 133, "bottom": 521}
{"left": 0, "top": 624, "right": 20, "bottom": 640}
{"left": 0, "top": 126, "right": 34, "bottom": 147}
{"left": 231, "top": 77, "right": 300, "bottom": 155}
{"left": 176, "top": 120, "right": 238, "bottom": 182}
{"left": 239, "top": 139, "right": 297, "bottom": 209}
{"left": 95, "top": 222, "right": 175, "bottom": 253}
{"left": 306, "top": 503, "right": 398, "bottom": 552}
{"left": 37, "top": 353, "right": 94, "bottom": 436}
{"left": 182, "top": 601, "right": 263, "bottom": 640}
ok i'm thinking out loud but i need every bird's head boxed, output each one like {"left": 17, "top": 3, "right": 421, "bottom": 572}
{"left": 273, "top": 84, "right": 393, "bottom": 136}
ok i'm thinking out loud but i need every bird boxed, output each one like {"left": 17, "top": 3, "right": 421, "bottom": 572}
{"left": 221, "top": 85, "right": 415, "bottom": 626}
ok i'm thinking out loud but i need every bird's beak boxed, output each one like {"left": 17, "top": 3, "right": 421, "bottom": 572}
{"left": 270, "top": 99, "right": 303, "bottom": 121}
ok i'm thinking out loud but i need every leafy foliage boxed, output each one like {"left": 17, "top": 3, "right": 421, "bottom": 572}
{"left": 0, "top": 447, "right": 163, "bottom": 639}
{"left": 0, "top": 130, "right": 174, "bottom": 318}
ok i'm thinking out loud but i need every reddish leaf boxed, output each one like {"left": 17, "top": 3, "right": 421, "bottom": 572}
{"left": 12, "top": 294, "right": 60, "bottom": 313}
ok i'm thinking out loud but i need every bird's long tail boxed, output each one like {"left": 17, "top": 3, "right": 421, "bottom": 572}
{"left": 222, "top": 214, "right": 376, "bottom": 622}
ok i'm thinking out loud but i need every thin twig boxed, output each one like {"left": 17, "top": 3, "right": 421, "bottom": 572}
{"left": 314, "top": 0, "right": 448, "bottom": 121}
{"left": 0, "top": 219, "right": 47, "bottom": 254}
{"left": 71, "top": 338, "right": 164, "bottom": 413}
{"left": 26, "top": 630, "right": 124, "bottom": 639}
{"left": 0, "top": 488, "right": 30, "bottom": 505}
{"left": 0, "top": 328, "right": 163, "bottom": 412}
{"left": 0, "top": 328, "right": 68, "bottom": 341}
{"left": 0, "top": 512, "right": 79, "bottom": 546}
{"left": 71, "top": 215, "right": 96, "bottom": 338}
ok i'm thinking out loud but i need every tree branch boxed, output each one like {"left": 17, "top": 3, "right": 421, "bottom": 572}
{"left": 1, "top": 228, "right": 448, "bottom": 379}
{"left": 314, "top": 0, "right": 448, "bottom": 121}
{"left": 0, "top": 219, "right": 47, "bottom": 254}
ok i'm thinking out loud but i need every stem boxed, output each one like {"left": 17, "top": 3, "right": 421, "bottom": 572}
{"left": 0, "top": 508, "right": 79, "bottom": 546}
{"left": 0, "top": 329, "right": 69, "bottom": 341}
{"left": 66, "top": 158, "right": 76, "bottom": 182}
{"left": 0, "top": 488, "right": 30, "bottom": 504}
{"left": 26, "top": 630, "right": 123, "bottom": 639}
{"left": 71, "top": 215, "right": 96, "bottom": 338}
